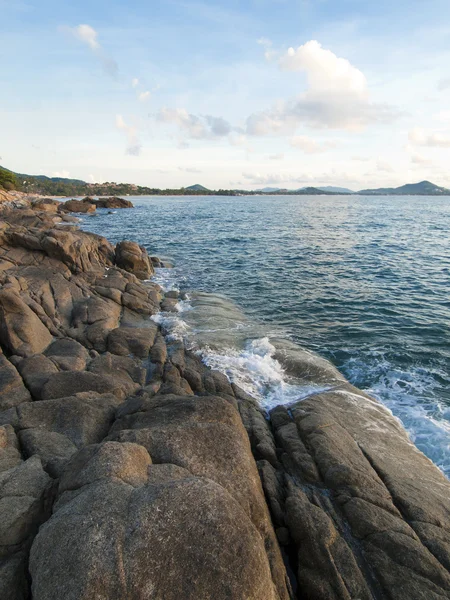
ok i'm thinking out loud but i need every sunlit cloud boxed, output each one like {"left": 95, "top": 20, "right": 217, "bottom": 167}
{"left": 66, "top": 24, "right": 118, "bottom": 77}
{"left": 409, "top": 128, "right": 450, "bottom": 147}
{"left": 115, "top": 114, "right": 142, "bottom": 156}
{"left": 247, "top": 40, "right": 401, "bottom": 134}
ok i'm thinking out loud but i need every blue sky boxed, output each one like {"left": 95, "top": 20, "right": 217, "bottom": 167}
{"left": 2, "top": 0, "right": 450, "bottom": 189}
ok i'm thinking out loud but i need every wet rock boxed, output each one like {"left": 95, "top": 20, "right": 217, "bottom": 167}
{"left": 115, "top": 240, "right": 153, "bottom": 280}
{"left": 260, "top": 379, "right": 450, "bottom": 600}
{"left": 160, "top": 296, "right": 178, "bottom": 312}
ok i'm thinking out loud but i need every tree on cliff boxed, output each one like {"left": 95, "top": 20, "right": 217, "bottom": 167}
{"left": 0, "top": 167, "right": 17, "bottom": 191}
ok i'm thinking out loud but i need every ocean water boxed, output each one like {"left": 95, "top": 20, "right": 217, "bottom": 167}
{"left": 80, "top": 195, "right": 450, "bottom": 476}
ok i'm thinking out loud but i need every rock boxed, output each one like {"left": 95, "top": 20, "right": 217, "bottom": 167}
{"left": 31, "top": 199, "right": 59, "bottom": 213}
{"left": 0, "top": 289, "right": 53, "bottom": 357}
{"left": 59, "top": 199, "right": 96, "bottom": 214}
{"left": 44, "top": 338, "right": 90, "bottom": 371}
{"left": 0, "top": 352, "right": 31, "bottom": 410}
{"left": 108, "top": 394, "right": 291, "bottom": 599}
{"left": 30, "top": 445, "right": 283, "bottom": 600}
{"left": 19, "top": 429, "right": 78, "bottom": 478}
{"left": 260, "top": 379, "right": 450, "bottom": 600}
{"left": 40, "top": 371, "right": 123, "bottom": 400}
{"left": 107, "top": 324, "right": 158, "bottom": 358}
{"left": 16, "top": 354, "right": 59, "bottom": 400}
{"left": 115, "top": 240, "right": 153, "bottom": 280}
{"left": 165, "top": 290, "right": 179, "bottom": 299}
{"left": 0, "top": 425, "right": 21, "bottom": 473}
{"left": 161, "top": 297, "right": 178, "bottom": 312}
{"left": 93, "top": 197, "right": 134, "bottom": 209}
{"left": 0, "top": 456, "right": 52, "bottom": 600}
{"left": 0, "top": 392, "right": 122, "bottom": 449}
{"left": 87, "top": 352, "right": 146, "bottom": 396}
{"left": 58, "top": 441, "right": 152, "bottom": 492}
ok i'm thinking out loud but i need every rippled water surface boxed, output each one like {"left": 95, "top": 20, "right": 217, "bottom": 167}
{"left": 81, "top": 195, "right": 450, "bottom": 475}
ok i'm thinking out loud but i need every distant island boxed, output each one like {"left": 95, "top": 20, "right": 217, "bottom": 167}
{"left": 1, "top": 165, "right": 449, "bottom": 197}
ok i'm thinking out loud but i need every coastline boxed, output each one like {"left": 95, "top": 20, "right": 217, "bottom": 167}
{"left": 0, "top": 194, "right": 449, "bottom": 599}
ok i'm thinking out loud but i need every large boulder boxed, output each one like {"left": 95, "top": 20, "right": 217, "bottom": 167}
{"left": 107, "top": 324, "right": 158, "bottom": 358}
{"left": 93, "top": 197, "right": 134, "bottom": 209}
{"left": 108, "top": 394, "right": 291, "bottom": 599}
{"left": 0, "top": 455, "right": 51, "bottom": 600}
{"left": 30, "top": 442, "right": 283, "bottom": 600}
{"left": 0, "top": 352, "right": 31, "bottom": 410}
{"left": 115, "top": 240, "right": 153, "bottom": 280}
{"left": 0, "top": 392, "right": 122, "bottom": 449}
{"left": 0, "top": 290, "right": 53, "bottom": 357}
{"left": 58, "top": 199, "right": 96, "bottom": 214}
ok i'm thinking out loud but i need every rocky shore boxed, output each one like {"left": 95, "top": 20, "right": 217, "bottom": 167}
{"left": 0, "top": 191, "right": 449, "bottom": 599}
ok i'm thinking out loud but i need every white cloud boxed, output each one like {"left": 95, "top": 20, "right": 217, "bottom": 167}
{"left": 138, "top": 91, "right": 151, "bottom": 102}
{"left": 290, "top": 135, "right": 336, "bottom": 153}
{"left": 156, "top": 107, "right": 234, "bottom": 140}
{"left": 67, "top": 24, "right": 118, "bottom": 77}
{"left": 53, "top": 170, "right": 70, "bottom": 178}
{"left": 72, "top": 24, "right": 99, "bottom": 50}
{"left": 115, "top": 114, "right": 142, "bottom": 156}
{"left": 247, "top": 40, "right": 400, "bottom": 134}
{"left": 376, "top": 160, "right": 394, "bottom": 173}
{"left": 257, "top": 37, "right": 276, "bottom": 61}
{"left": 178, "top": 167, "right": 202, "bottom": 173}
{"left": 132, "top": 78, "right": 139, "bottom": 88}
{"left": 409, "top": 128, "right": 450, "bottom": 147}
{"left": 437, "top": 78, "right": 450, "bottom": 92}
{"left": 241, "top": 169, "right": 360, "bottom": 187}
{"left": 410, "top": 153, "right": 432, "bottom": 165}
{"left": 268, "top": 153, "right": 284, "bottom": 160}
{"left": 433, "top": 110, "right": 450, "bottom": 122}
{"left": 242, "top": 171, "right": 291, "bottom": 185}
{"left": 229, "top": 133, "right": 248, "bottom": 147}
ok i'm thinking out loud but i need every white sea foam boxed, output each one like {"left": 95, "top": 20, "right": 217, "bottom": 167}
{"left": 151, "top": 267, "right": 181, "bottom": 292}
{"left": 199, "top": 337, "right": 331, "bottom": 410}
{"left": 343, "top": 357, "right": 450, "bottom": 476}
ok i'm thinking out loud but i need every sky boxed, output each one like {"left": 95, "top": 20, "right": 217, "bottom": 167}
{"left": 2, "top": 0, "right": 450, "bottom": 190}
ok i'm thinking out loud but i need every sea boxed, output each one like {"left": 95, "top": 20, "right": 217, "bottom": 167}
{"left": 80, "top": 194, "right": 450, "bottom": 477}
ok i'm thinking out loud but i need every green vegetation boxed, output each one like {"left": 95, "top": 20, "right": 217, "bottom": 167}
{"left": 0, "top": 167, "right": 18, "bottom": 191}
{"left": 0, "top": 166, "right": 236, "bottom": 196}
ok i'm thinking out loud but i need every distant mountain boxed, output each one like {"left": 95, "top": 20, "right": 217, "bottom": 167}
{"left": 258, "top": 187, "right": 282, "bottom": 193}
{"left": 318, "top": 186, "right": 354, "bottom": 194}
{"left": 358, "top": 180, "right": 450, "bottom": 195}
{"left": 0, "top": 166, "right": 86, "bottom": 186}
{"left": 185, "top": 184, "right": 210, "bottom": 192}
